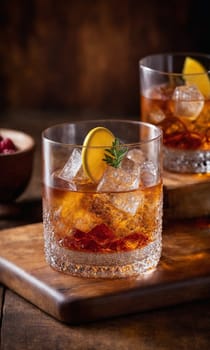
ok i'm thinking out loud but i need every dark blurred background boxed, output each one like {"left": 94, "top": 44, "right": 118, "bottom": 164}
{"left": 1, "top": 0, "right": 210, "bottom": 117}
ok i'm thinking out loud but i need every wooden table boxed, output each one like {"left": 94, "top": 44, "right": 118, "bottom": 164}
{"left": 1, "top": 111, "right": 210, "bottom": 350}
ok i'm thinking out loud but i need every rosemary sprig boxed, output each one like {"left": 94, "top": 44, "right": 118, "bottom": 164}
{"left": 103, "top": 138, "right": 128, "bottom": 168}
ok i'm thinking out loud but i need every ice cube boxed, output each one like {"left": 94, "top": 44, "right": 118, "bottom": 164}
{"left": 173, "top": 84, "right": 204, "bottom": 119}
{"left": 59, "top": 148, "right": 82, "bottom": 181}
{"left": 97, "top": 158, "right": 140, "bottom": 192}
{"left": 56, "top": 149, "right": 86, "bottom": 190}
{"left": 126, "top": 148, "right": 146, "bottom": 165}
{"left": 149, "top": 107, "right": 166, "bottom": 124}
{"left": 52, "top": 170, "right": 76, "bottom": 190}
{"left": 140, "top": 161, "right": 158, "bottom": 187}
{"left": 109, "top": 192, "right": 143, "bottom": 215}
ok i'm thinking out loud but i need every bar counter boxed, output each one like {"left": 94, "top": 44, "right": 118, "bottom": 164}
{"left": 0, "top": 111, "right": 210, "bottom": 350}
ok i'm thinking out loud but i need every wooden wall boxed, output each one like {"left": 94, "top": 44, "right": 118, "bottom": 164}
{"left": 0, "top": 0, "right": 209, "bottom": 116}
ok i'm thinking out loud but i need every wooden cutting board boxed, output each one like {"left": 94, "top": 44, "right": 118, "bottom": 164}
{"left": 163, "top": 171, "right": 210, "bottom": 219}
{"left": 0, "top": 221, "right": 210, "bottom": 324}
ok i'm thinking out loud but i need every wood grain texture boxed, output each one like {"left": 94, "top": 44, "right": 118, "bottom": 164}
{"left": 0, "top": 0, "right": 199, "bottom": 114}
{"left": 163, "top": 171, "right": 210, "bottom": 219}
{"left": 2, "top": 289, "right": 210, "bottom": 350}
{"left": 0, "top": 221, "right": 210, "bottom": 324}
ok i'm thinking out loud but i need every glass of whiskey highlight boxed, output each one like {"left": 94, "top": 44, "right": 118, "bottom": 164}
{"left": 139, "top": 53, "right": 210, "bottom": 173}
{"left": 42, "top": 120, "right": 162, "bottom": 278}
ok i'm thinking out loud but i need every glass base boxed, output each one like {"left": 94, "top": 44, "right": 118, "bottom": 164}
{"left": 44, "top": 233, "right": 162, "bottom": 279}
{"left": 163, "top": 146, "right": 210, "bottom": 173}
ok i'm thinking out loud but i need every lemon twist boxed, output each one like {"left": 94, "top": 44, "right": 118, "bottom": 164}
{"left": 182, "top": 56, "right": 210, "bottom": 97}
{"left": 81, "top": 126, "right": 115, "bottom": 182}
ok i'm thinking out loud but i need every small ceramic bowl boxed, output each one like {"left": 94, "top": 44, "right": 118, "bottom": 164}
{"left": 0, "top": 128, "right": 35, "bottom": 202}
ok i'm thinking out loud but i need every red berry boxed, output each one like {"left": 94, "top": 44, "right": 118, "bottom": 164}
{"left": 3, "top": 138, "right": 16, "bottom": 150}
{"left": 0, "top": 136, "right": 17, "bottom": 154}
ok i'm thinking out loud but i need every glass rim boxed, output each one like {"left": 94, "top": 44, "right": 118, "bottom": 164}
{"left": 139, "top": 52, "right": 210, "bottom": 76}
{"left": 42, "top": 119, "right": 162, "bottom": 148}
